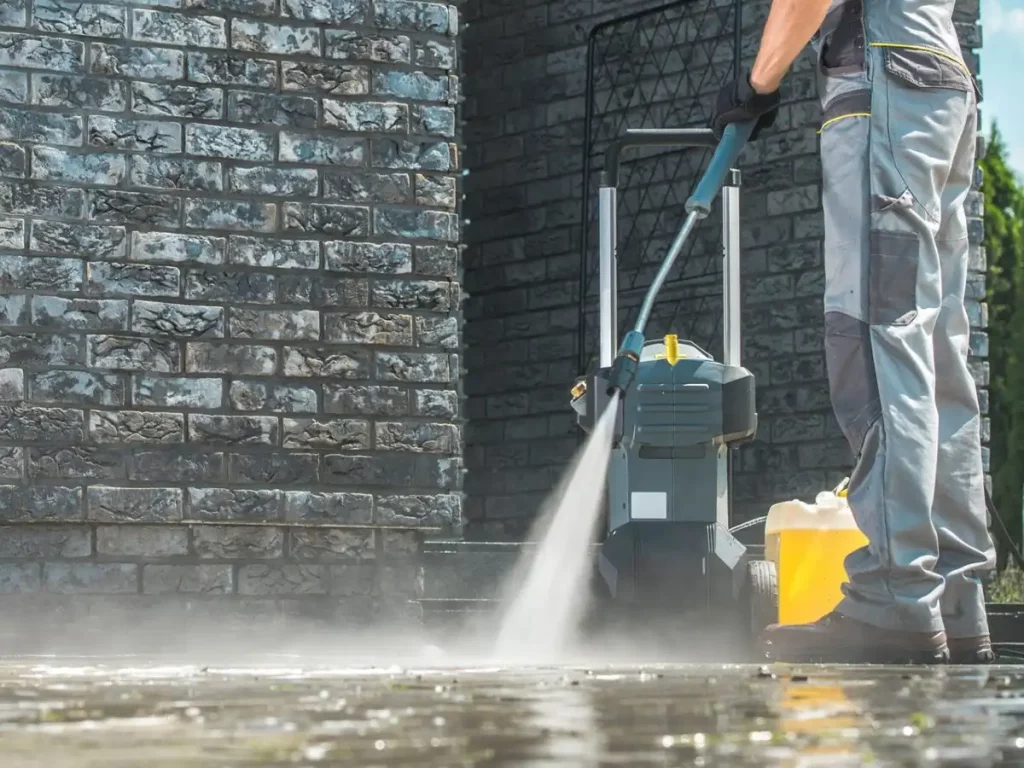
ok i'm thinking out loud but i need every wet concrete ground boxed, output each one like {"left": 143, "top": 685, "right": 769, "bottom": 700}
{"left": 3, "top": 657, "right": 1024, "bottom": 767}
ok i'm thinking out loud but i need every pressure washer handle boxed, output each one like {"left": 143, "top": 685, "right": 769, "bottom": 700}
{"left": 685, "top": 120, "right": 755, "bottom": 216}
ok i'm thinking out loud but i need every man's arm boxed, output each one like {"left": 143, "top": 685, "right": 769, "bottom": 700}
{"left": 749, "top": 0, "right": 833, "bottom": 94}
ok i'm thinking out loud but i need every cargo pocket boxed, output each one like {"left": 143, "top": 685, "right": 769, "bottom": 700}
{"left": 817, "top": 0, "right": 865, "bottom": 75}
{"left": 825, "top": 311, "right": 881, "bottom": 454}
{"left": 868, "top": 230, "right": 919, "bottom": 325}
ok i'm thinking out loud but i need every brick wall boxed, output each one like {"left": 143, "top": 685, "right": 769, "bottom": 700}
{"left": 0, "top": 0, "right": 462, "bottom": 616}
{"left": 461, "top": 0, "right": 986, "bottom": 539}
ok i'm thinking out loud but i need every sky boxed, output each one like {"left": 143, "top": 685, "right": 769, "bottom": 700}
{"left": 981, "top": 0, "right": 1024, "bottom": 177}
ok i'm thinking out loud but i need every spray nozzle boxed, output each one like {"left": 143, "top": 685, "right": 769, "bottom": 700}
{"left": 605, "top": 330, "right": 645, "bottom": 397}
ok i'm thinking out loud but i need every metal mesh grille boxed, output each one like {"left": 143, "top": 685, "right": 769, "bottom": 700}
{"left": 578, "top": 0, "right": 741, "bottom": 372}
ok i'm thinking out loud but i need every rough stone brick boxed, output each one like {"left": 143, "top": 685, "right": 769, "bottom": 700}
{"left": 0, "top": 564, "right": 42, "bottom": 593}
{"left": 90, "top": 410, "right": 184, "bottom": 444}
{"left": 372, "top": 279, "right": 450, "bottom": 311}
{"left": 185, "top": 270, "right": 276, "bottom": 304}
{"left": 377, "top": 422, "right": 458, "bottom": 453}
{"left": 132, "top": 301, "right": 224, "bottom": 339}
{"left": 33, "top": 74, "right": 126, "bottom": 112}
{"left": 129, "top": 155, "right": 223, "bottom": 192}
{"left": 325, "top": 312, "right": 412, "bottom": 345}
{"left": 187, "top": 52, "right": 277, "bottom": 88}
{"left": 185, "top": 124, "right": 274, "bottom": 161}
{"left": 415, "top": 39, "right": 455, "bottom": 69}
{"left": 27, "top": 443, "right": 125, "bottom": 479}
{"left": 324, "top": 30, "right": 410, "bottom": 63}
{"left": 91, "top": 43, "right": 184, "bottom": 80}
{"left": 189, "top": 414, "right": 279, "bottom": 446}
{"left": 232, "top": 20, "right": 320, "bottom": 56}
{"left": 373, "top": 139, "right": 451, "bottom": 171}
{"left": 228, "top": 166, "right": 319, "bottom": 197}
{"left": 97, "top": 525, "right": 188, "bottom": 557}
{"left": 132, "top": 10, "right": 227, "bottom": 49}
{"left": 88, "top": 190, "right": 181, "bottom": 227}
{"left": 416, "top": 174, "right": 457, "bottom": 207}
{"left": 374, "top": 207, "right": 456, "bottom": 242}
{"left": 87, "top": 262, "right": 180, "bottom": 298}
{"left": 377, "top": 351, "right": 449, "bottom": 382}
{"left": 227, "top": 92, "right": 318, "bottom": 129}
{"left": 228, "top": 381, "right": 317, "bottom": 413}
{"left": 87, "top": 486, "right": 183, "bottom": 522}
{"left": 283, "top": 490, "right": 373, "bottom": 524}
{"left": 374, "top": 1, "right": 451, "bottom": 34}
{"left": 133, "top": 376, "right": 223, "bottom": 409}
{"left": 0, "top": 526, "right": 91, "bottom": 558}
{"left": 229, "top": 452, "right": 319, "bottom": 484}
{"left": 184, "top": 0, "right": 276, "bottom": 13}
{"left": 0, "top": 295, "right": 28, "bottom": 326}
{"left": 89, "top": 116, "right": 181, "bottom": 154}
{"left": 32, "top": 221, "right": 125, "bottom": 262}
{"left": 192, "top": 525, "right": 284, "bottom": 559}
{"left": 131, "top": 450, "right": 225, "bottom": 483}
{"left": 0, "top": 143, "right": 26, "bottom": 179}
{"left": 411, "top": 105, "right": 455, "bottom": 137}
{"left": 186, "top": 342, "right": 277, "bottom": 375}
{"left": 237, "top": 564, "right": 326, "bottom": 595}
{"left": 324, "top": 384, "right": 408, "bottom": 416}
{"left": 32, "top": 297, "right": 128, "bottom": 331}
{"left": 0, "top": 0, "right": 27, "bottom": 26}
{"left": 0, "top": 368, "right": 23, "bottom": 402}
{"left": 290, "top": 528, "right": 373, "bottom": 560}
{"left": 414, "top": 389, "right": 457, "bottom": 418}
{"left": 0, "top": 333, "right": 84, "bottom": 367}
{"left": 374, "top": 493, "right": 458, "bottom": 527}
{"left": 0, "top": 216, "right": 24, "bottom": 249}
{"left": 0, "top": 182, "right": 84, "bottom": 218}
{"left": 322, "top": 100, "right": 407, "bottom": 132}
{"left": 143, "top": 565, "right": 232, "bottom": 594}
{"left": 31, "top": 367, "right": 122, "bottom": 408}
{"left": 278, "top": 275, "right": 368, "bottom": 308}
{"left": 0, "top": 32, "right": 85, "bottom": 72}
{"left": 282, "top": 418, "right": 370, "bottom": 451}
{"left": 132, "top": 232, "right": 224, "bottom": 266}
{"left": 43, "top": 563, "right": 137, "bottom": 594}
{"left": 415, "top": 316, "right": 457, "bottom": 348}
{"left": 0, "top": 484, "right": 83, "bottom": 521}
{"left": 374, "top": 71, "right": 448, "bottom": 102}
{"left": 131, "top": 82, "right": 223, "bottom": 119}
{"left": 322, "top": 171, "right": 411, "bottom": 204}
{"left": 32, "top": 147, "right": 124, "bottom": 186}
{"left": 187, "top": 487, "right": 281, "bottom": 520}
{"left": 278, "top": 133, "right": 366, "bottom": 166}
{"left": 281, "top": 61, "right": 369, "bottom": 94}
{"left": 0, "top": 404, "right": 85, "bottom": 443}
{"left": 229, "top": 309, "right": 320, "bottom": 341}
{"left": 0, "top": 253, "right": 74, "bottom": 291}
{"left": 185, "top": 199, "right": 276, "bottom": 232}
{"left": 0, "top": 73, "right": 28, "bottom": 104}
{"left": 0, "top": 448, "right": 22, "bottom": 479}
{"left": 88, "top": 335, "right": 179, "bottom": 372}
{"left": 228, "top": 236, "right": 318, "bottom": 270}
{"left": 283, "top": 0, "right": 369, "bottom": 22}
{"left": 283, "top": 202, "right": 369, "bottom": 236}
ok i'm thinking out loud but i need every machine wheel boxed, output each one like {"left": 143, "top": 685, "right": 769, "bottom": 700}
{"left": 743, "top": 560, "right": 778, "bottom": 644}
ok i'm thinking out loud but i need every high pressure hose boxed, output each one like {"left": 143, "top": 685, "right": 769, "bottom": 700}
{"left": 605, "top": 120, "right": 757, "bottom": 398}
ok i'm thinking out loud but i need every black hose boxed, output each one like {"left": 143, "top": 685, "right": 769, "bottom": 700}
{"left": 986, "top": 484, "right": 1024, "bottom": 572}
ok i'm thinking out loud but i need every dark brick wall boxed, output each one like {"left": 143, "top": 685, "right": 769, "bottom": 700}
{"left": 461, "top": 0, "right": 986, "bottom": 539}
{"left": 0, "top": 0, "right": 462, "bottom": 613}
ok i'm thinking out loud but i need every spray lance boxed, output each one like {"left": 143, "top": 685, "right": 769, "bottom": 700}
{"left": 605, "top": 120, "right": 756, "bottom": 398}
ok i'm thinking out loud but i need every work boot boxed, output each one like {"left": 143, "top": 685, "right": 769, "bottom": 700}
{"left": 948, "top": 636, "right": 995, "bottom": 664}
{"left": 761, "top": 612, "right": 950, "bottom": 664}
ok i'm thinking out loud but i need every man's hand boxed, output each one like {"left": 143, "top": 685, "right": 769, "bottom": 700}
{"left": 711, "top": 71, "right": 781, "bottom": 140}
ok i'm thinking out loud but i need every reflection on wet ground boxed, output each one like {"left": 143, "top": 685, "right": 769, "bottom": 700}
{"left": 2, "top": 658, "right": 1024, "bottom": 766}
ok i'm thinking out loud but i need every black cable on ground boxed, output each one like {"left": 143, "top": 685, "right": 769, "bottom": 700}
{"left": 986, "top": 485, "right": 1024, "bottom": 572}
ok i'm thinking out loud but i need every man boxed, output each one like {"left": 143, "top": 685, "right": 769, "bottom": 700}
{"left": 711, "top": 0, "right": 996, "bottom": 663}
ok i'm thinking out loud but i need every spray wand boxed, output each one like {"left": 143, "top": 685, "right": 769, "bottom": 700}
{"left": 605, "top": 120, "right": 756, "bottom": 398}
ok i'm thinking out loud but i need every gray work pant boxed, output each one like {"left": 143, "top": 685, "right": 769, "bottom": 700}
{"left": 818, "top": 44, "right": 996, "bottom": 637}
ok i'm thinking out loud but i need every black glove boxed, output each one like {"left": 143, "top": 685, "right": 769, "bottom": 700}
{"left": 711, "top": 72, "right": 781, "bottom": 140}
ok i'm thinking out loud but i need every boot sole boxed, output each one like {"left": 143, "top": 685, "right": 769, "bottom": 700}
{"left": 765, "top": 646, "right": 950, "bottom": 665}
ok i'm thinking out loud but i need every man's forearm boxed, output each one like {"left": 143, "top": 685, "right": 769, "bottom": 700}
{"left": 749, "top": 0, "right": 833, "bottom": 93}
